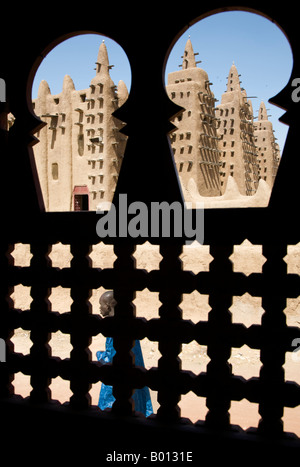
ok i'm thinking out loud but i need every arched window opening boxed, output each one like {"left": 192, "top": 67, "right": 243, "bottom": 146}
{"left": 31, "top": 34, "right": 131, "bottom": 212}
{"left": 165, "top": 11, "right": 293, "bottom": 207}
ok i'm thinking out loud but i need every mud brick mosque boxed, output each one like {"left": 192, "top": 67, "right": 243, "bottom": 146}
{"left": 30, "top": 39, "right": 280, "bottom": 211}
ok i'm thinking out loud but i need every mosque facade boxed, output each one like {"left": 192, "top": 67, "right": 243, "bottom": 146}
{"left": 31, "top": 39, "right": 280, "bottom": 210}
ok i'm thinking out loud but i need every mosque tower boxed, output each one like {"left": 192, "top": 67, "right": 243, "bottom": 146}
{"left": 166, "top": 38, "right": 221, "bottom": 197}
{"left": 73, "top": 40, "right": 128, "bottom": 210}
{"left": 254, "top": 101, "right": 280, "bottom": 188}
{"left": 216, "top": 62, "right": 259, "bottom": 195}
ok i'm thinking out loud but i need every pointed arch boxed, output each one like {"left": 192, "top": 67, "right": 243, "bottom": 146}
{"left": 165, "top": 10, "right": 293, "bottom": 207}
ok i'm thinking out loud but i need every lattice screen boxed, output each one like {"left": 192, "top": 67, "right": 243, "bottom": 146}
{"left": 2, "top": 233, "right": 300, "bottom": 436}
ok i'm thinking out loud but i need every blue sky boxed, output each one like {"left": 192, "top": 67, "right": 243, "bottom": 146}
{"left": 32, "top": 11, "right": 293, "bottom": 153}
{"left": 32, "top": 34, "right": 132, "bottom": 98}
